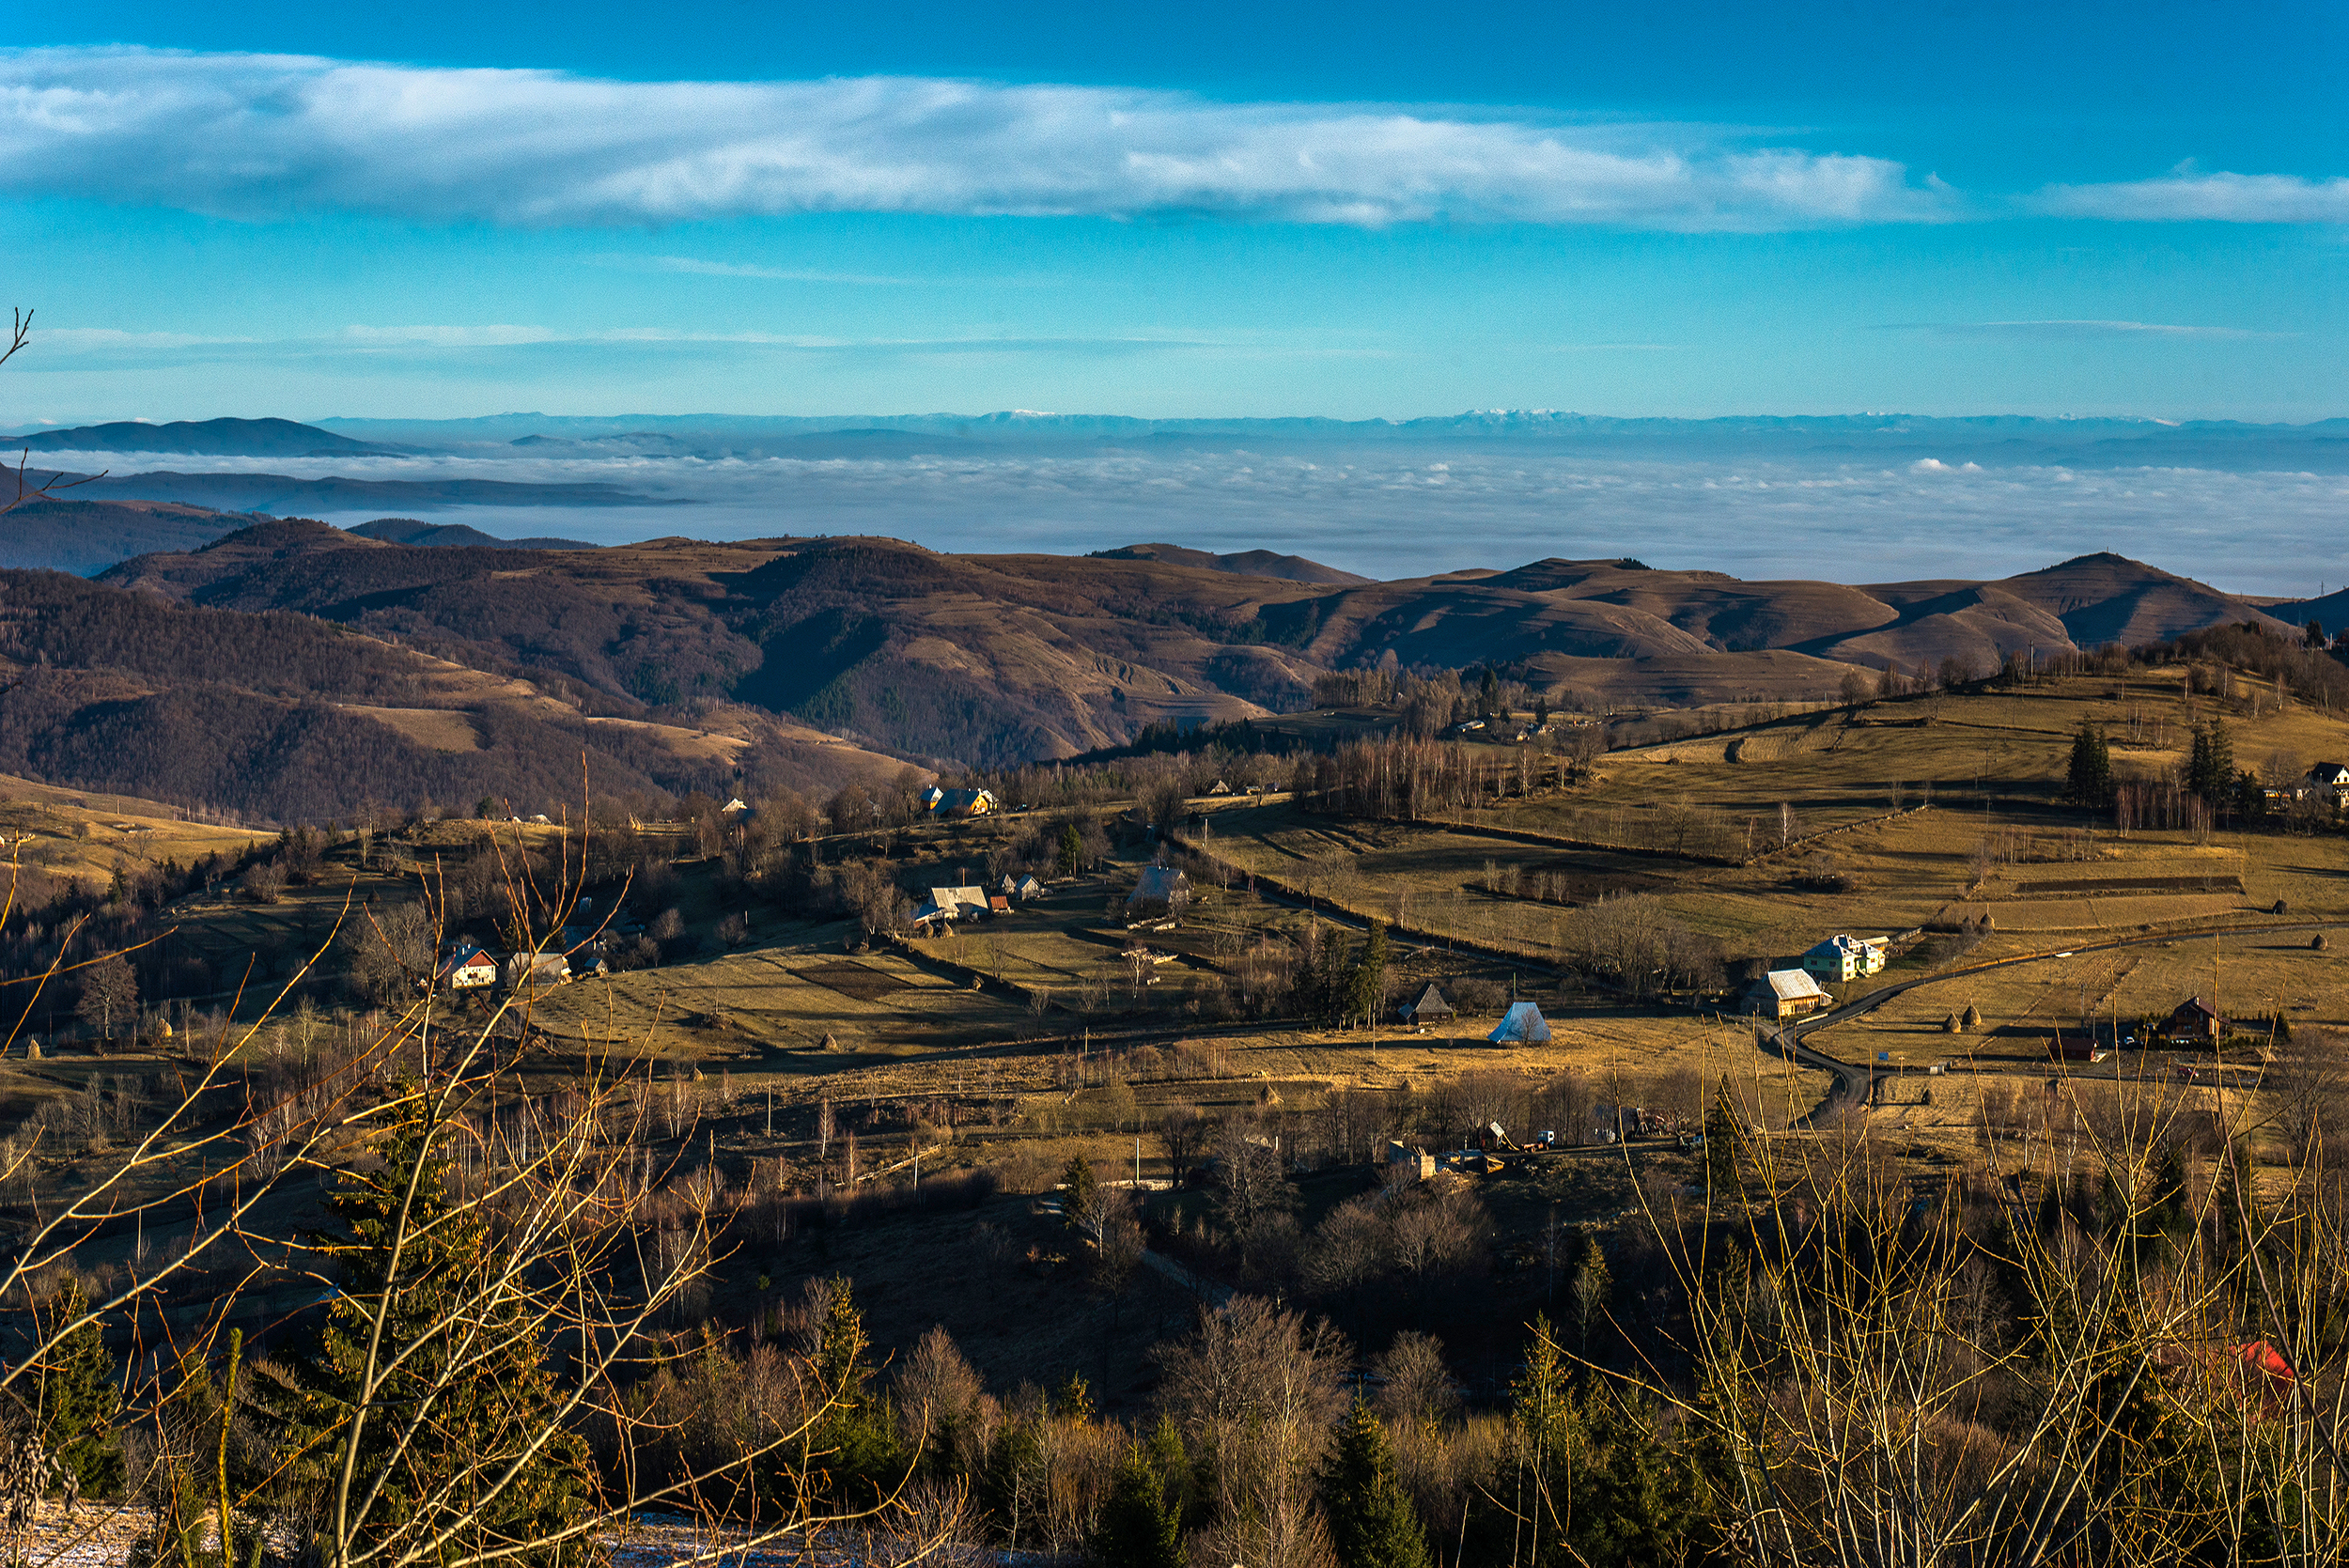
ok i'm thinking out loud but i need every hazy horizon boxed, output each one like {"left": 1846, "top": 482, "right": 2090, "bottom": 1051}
{"left": 26, "top": 425, "right": 2344, "bottom": 598}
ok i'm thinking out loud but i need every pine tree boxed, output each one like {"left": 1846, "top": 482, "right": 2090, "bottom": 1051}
{"left": 2234, "top": 769, "right": 2266, "bottom": 821}
{"left": 1322, "top": 1397, "right": 1432, "bottom": 1568}
{"left": 1310, "top": 924, "right": 1353, "bottom": 1023}
{"left": 1703, "top": 1079, "right": 1743, "bottom": 1195}
{"left": 1571, "top": 1232, "right": 1613, "bottom": 1346}
{"left": 1347, "top": 919, "right": 1391, "bottom": 1027}
{"left": 1058, "top": 823, "right": 1083, "bottom": 877}
{"left": 1061, "top": 1156, "right": 1098, "bottom": 1233}
{"left": 1561, "top": 1381, "right": 1717, "bottom": 1565}
{"left": 2188, "top": 720, "right": 2235, "bottom": 806}
{"left": 1505, "top": 1315, "right": 1574, "bottom": 1564}
{"left": 270, "top": 1119, "right": 595, "bottom": 1568}
{"left": 803, "top": 1276, "right": 902, "bottom": 1504}
{"left": 29, "top": 1277, "right": 124, "bottom": 1497}
{"left": 2064, "top": 720, "right": 2113, "bottom": 806}
{"left": 1088, "top": 1445, "right": 1183, "bottom": 1568}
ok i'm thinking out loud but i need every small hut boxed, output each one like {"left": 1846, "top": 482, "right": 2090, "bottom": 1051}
{"left": 1405, "top": 984, "right": 1455, "bottom": 1024}
{"left": 1487, "top": 1001, "right": 1552, "bottom": 1045}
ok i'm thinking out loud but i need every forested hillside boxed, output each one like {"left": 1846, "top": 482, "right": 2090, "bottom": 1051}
{"left": 101, "top": 524, "right": 2310, "bottom": 774}
{"left": 0, "top": 569, "right": 833, "bottom": 820}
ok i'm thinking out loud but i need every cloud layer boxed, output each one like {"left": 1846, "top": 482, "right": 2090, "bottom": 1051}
{"left": 2039, "top": 171, "right": 2349, "bottom": 223}
{"left": 32, "top": 440, "right": 2340, "bottom": 594}
{"left": 1882, "top": 319, "right": 2283, "bottom": 340}
{"left": 0, "top": 46, "right": 1942, "bottom": 230}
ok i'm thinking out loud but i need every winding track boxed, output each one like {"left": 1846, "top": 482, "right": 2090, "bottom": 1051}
{"left": 1768, "top": 918, "right": 2349, "bottom": 1124}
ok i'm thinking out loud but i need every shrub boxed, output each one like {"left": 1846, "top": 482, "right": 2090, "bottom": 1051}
{"left": 240, "top": 861, "right": 286, "bottom": 905}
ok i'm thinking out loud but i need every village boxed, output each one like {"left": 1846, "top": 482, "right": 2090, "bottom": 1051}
{"left": 0, "top": 644, "right": 2344, "bottom": 1568}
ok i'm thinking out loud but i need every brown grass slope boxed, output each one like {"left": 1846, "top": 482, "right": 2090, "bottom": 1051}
{"left": 1084, "top": 541, "right": 1373, "bottom": 585}
{"left": 0, "top": 565, "right": 914, "bottom": 820}
{"left": 1960, "top": 552, "right": 2295, "bottom": 649}
{"left": 105, "top": 527, "right": 1334, "bottom": 764}
{"left": 97, "top": 530, "right": 2300, "bottom": 772}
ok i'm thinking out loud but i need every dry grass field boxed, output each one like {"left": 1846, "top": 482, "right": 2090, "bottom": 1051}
{"left": 7, "top": 666, "right": 2337, "bottom": 1262}
{"left": 0, "top": 772, "right": 264, "bottom": 896}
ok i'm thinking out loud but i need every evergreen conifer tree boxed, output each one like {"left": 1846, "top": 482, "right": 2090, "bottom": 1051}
{"left": 2188, "top": 720, "right": 2235, "bottom": 805}
{"left": 1088, "top": 1445, "right": 1183, "bottom": 1568}
{"left": 1348, "top": 920, "right": 1391, "bottom": 1028}
{"left": 1321, "top": 1397, "right": 1431, "bottom": 1568}
{"left": 1561, "top": 1381, "right": 1717, "bottom": 1565}
{"left": 1061, "top": 1156, "right": 1098, "bottom": 1233}
{"left": 1703, "top": 1080, "right": 1743, "bottom": 1195}
{"left": 803, "top": 1276, "right": 903, "bottom": 1505}
{"left": 29, "top": 1277, "right": 123, "bottom": 1497}
{"left": 1308, "top": 924, "right": 1352, "bottom": 1024}
{"left": 1051, "top": 1372, "right": 1094, "bottom": 1422}
{"left": 2234, "top": 769, "right": 2265, "bottom": 821}
{"left": 1571, "top": 1232, "right": 1613, "bottom": 1347}
{"left": 2064, "top": 720, "right": 2113, "bottom": 806}
{"left": 1504, "top": 1315, "right": 1573, "bottom": 1564}
{"left": 272, "top": 1119, "right": 595, "bottom": 1568}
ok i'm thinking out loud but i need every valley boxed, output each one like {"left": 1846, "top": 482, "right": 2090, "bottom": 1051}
{"left": 0, "top": 498, "right": 2343, "bottom": 1568}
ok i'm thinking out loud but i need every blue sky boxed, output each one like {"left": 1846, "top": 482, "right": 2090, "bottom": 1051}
{"left": 4, "top": 0, "right": 2345, "bottom": 423}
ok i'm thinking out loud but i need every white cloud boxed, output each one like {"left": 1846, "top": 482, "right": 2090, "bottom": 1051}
{"left": 587, "top": 254, "right": 924, "bottom": 284}
{"left": 2037, "top": 170, "right": 2349, "bottom": 224}
{"left": 1884, "top": 319, "right": 2283, "bottom": 340}
{"left": 0, "top": 46, "right": 1944, "bottom": 230}
{"left": 11, "top": 322, "right": 1221, "bottom": 366}
{"left": 340, "top": 324, "right": 566, "bottom": 348}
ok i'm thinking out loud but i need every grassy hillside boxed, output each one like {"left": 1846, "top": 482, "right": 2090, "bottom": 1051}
{"left": 0, "top": 566, "right": 911, "bottom": 822}
{"left": 98, "top": 525, "right": 2308, "bottom": 775}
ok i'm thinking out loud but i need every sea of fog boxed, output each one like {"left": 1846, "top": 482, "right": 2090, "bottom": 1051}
{"left": 65, "top": 445, "right": 2349, "bottom": 595}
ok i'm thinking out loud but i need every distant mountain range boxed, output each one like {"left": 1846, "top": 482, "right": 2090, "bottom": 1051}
{"left": 5, "top": 416, "right": 400, "bottom": 458}
{"left": 21, "top": 411, "right": 2349, "bottom": 474}
{"left": 306, "top": 410, "right": 2349, "bottom": 471}
{"left": 350, "top": 518, "right": 594, "bottom": 550}
{"left": 0, "top": 499, "right": 595, "bottom": 575}
{"left": 16, "top": 464, "right": 671, "bottom": 513}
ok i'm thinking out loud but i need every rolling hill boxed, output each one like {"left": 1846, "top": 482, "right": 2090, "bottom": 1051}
{"left": 349, "top": 518, "right": 595, "bottom": 550}
{"left": 94, "top": 525, "right": 2301, "bottom": 775}
{"left": 5, "top": 416, "right": 397, "bottom": 458}
{"left": 1086, "top": 542, "right": 1373, "bottom": 586}
{"left": 0, "top": 497, "right": 255, "bottom": 574}
{"left": 0, "top": 558, "right": 911, "bottom": 823}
